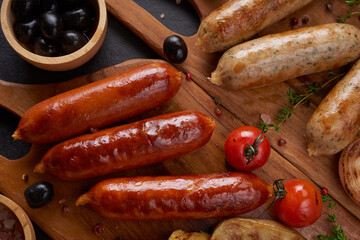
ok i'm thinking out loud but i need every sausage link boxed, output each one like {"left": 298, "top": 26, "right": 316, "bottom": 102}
{"left": 34, "top": 111, "right": 215, "bottom": 180}
{"left": 196, "top": 0, "right": 313, "bottom": 53}
{"left": 13, "top": 63, "right": 182, "bottom": 144}
{"left": 76, "top": 172, "right": 272, "bottom": 220}
{"left": 210, "top": 23, "right": 360, "bottom": 89}
{"left": 306, "top": 60, "right": 360, "bottom": 156}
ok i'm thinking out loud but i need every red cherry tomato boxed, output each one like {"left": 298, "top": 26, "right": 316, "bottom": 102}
{"left": 224, "top": 126, "right": 270, "bottom": 171}
{"left": 274, "top": 179, "right": 323, "bottom": 228}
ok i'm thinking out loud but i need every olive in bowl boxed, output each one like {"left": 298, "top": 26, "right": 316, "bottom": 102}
{"left": 1, "top": 0, "right": 107, "bottom": 71}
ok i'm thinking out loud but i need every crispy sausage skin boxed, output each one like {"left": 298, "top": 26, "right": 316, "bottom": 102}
{"left": 76, "top": 172, "right": 272, "bottom": 220}
{"left": 210, "top": 23, "right": 360, "bottom": 89}
{"left": 13, "top": 63, "right": 182, "bottom": 144}
{"left": 306, "top": 60, "right": 360, "bottom": 156}
{"left": 196, "top": 0, "right": 313, "bottom": 53}
{"left": 34, "top": 111, "right": 215, "bottom": 180}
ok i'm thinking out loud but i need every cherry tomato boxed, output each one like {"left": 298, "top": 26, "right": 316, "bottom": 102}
{"left": 224, "top": 126, "right": 270, "bottom": 171}
{"left": 274, "top": 179, "right": 323, "bottom": 228}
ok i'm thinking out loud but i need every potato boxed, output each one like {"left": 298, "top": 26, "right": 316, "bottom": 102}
{"left": 211, "top": 218, "right": 305, "bottom": 240}
{"left": 169, "top": 230, "right": 211, "bottom": 240}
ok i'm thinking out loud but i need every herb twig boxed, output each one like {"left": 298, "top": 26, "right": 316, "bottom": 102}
{"left": 337, "top": 1, "right": 360, "bottom": 23}
{"left": 259, "top": 72, "right": 345, "bottom": 133}
{"left": 317, "top": 194, "right": 349, "bottom": 240}
{"left": 345, "top": 0, "right": 360, "bottom": 6}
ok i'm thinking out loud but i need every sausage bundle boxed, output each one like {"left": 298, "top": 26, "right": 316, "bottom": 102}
{"left": 13, "top": 63, "right": 182, "bottom": 144}
{"left": 35, "top": 111, "right": 216, "bottom": 180}
{"left": 210, "top": 23, "right": 360, "bottom": 89}
{"left": 76, "top": 172, "right": 272, "bottom": 220}
{"left": 306, "top": 59, "right": 360, "bottom": 156}
{"left": 197, "top": 0, "right": 313, "bottom": 53}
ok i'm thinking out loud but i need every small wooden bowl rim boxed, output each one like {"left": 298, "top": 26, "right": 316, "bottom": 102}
{"left": 0, "top": 0, "right": 107, "bottom": 66}
{"left": 0, "top": 194, "right": 36, "bottom": 240}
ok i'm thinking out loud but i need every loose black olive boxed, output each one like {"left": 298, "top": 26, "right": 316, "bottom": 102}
{"left": 62, "top": 7, "right": 91, "bottom": 31}
{"left": 163, "top": 35, "right": 188, "bottom": 64}
{"left": 39, "top": 11, "right": 63, "bottom": 39}
{"left": 40, "top": 0, "right": 59, "bottom": 12}
{"left": 14, "top": 19, "right": 40, "bottom": 44}
{"left": 60, "top": 30, "right": 88, "bottom": 54}
{"left": 34, "top": 36, "right": 59, "bottom": 56}
{"left": 11, "top": 0, "right": 40, "bottom": 19}
{"left": 24, "top": 181, "right": 54, "bottom": 208}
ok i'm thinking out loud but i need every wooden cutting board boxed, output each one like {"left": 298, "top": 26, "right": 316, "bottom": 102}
{"left": 0, "top": 0, "right": 360, "bottom": 239}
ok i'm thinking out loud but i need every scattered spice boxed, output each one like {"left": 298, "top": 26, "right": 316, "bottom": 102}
{"left": 186, "top": 73, "right": 192, "bottom": 80}
{"left": 326, "top": 3, "right": 333, "bottom": 10}
{"left": 321, "top": 187, "right": 329, "bottom": 196}
{"left": 90, "top": 127, "right": 98, "bottom": 134}
{"left": 21, "top": 174, "right": 28, "bottom": 182}
{"left": 115, "top": 224, "right": 119, "bottom": 229}
{"left": 160, "top": 13, "right": 165, "bottom": 19}
{"left": 302, "top": 16, "right": 309, "bottom": 24}
{"left": 57, "top": 198, "right": 66, "bottom": 205}
{"left": 290, "top": 18, "right": 299, "bottom": 26}
{"left": 278, "top": 139, "right": 286, "bottom": 146}
{"left": 93, "top": 223, "right": 104, "bottom": 236}
{"left": 260, "top": 113, "right": 271, "bottom": 125}
{"left": 176, "top": 0, "right": 182, "bottom": 4}
{"left": 215, "top": 108, "right": 222, "bottom": 116}
{"left": 206, "top": 76, "right": 211, "bottom": 81}
{"left": 62, "top": 205, "right": 70, "bottom": 215}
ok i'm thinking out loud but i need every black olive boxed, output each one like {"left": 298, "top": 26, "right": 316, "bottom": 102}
{"left": 62, "top": 7, "right": 92, "bottom": 31}
{"left": 24, "top": 181, "right": 54, "bottom": 208}
{"left": 40, "top": 0, "right": 59, "bottom": 12}
{"left": 14, "top": 19, "right": 40, "bottom": 44}
{"left": 34, "top": 36, "right": 59, "bottom": 56}
{"left": 163, "top": 35, "right": 188, "bottom": 64}
{"left": 60, "top": 30, "right": 88, "bottom": 54}
{"left": 11, "top": 0, "right": 40, "bottom": 19}
{"left": 39, "top": 11, "right": 63, "bottom": 39}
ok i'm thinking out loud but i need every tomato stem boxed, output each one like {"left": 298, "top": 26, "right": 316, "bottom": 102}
{"left": 268, "top": 179, "right": 287, "bottom": 208}
{"left": 244, "top": 126, "right": 267, "bottom": 165}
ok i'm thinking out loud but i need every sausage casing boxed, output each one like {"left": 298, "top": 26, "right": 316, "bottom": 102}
{"left": 196, "top": 0, "right": 313, "bottom": 53}
{"left": 306, "top": 60, "right": 360, "bottom": 156}
{"left": 210, "top": 23, "right": 360, "bottom": 89}
{"left": 76, "top": 172, "right": 272, "bottom": 220}
{"left": 13, "top": 63, "right": 182, "bottom": 144}
{"left": 34, "top": 111, "right": 215, "bottom": 180}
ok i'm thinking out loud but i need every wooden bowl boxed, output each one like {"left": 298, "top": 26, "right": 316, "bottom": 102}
{"left": 0, "top": 0, "right": 107, "bottom": 71}
{"left": 0, "top": 194, "right": 35, "bottom": 240}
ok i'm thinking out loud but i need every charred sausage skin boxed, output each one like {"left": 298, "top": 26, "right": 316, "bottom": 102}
{"left": 210, "top": 23, "right": 360, "bottom": 89}
{"left": 76, "top": 172, "right": 272, "bottom": 220}
{"left": 196, "top": 0, "right": 313, "bottom": 53}
{"left": 13, "top": 63, "right": 182, "bottom": 144}
{"left": 35, "top": 111, "right": 215, "bottom": 180}
{"left": 307, "top": 60, "right": 360, "bottom": 156}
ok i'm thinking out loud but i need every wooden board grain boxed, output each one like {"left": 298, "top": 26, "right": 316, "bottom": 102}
{"left": 0, "top": 0, "right": 359, "bottom": 239}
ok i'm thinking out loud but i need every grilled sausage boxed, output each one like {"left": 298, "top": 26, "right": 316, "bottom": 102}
{"left": 13, "top": 63, "right": 182, "bottom": 144}
{"left": 210, "top": 23, "right": 360, "bottom": 89}
{"left": 76, "top": 172, "right": 272, "bottom": 220}
{"left": 34, "top": 111, "right": 215, "bottom": 180}
{"left": 306, "top": 60, "right": 360, "bottom": 156}
{"left": 196, "top": 0, "right": 313, "bottom": 53}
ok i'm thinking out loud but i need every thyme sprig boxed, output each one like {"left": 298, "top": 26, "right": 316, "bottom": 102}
{"left": 317, "top": 194, "right": 349, "bottom": 240}
{"left": 259, "top": 72, "right": 345, "bottom": 133}
{"left": 345, "top": 0, "right": 360, "bottom": 6}
{"left": 337, "top": 1, "right": 360, "bottom": 23}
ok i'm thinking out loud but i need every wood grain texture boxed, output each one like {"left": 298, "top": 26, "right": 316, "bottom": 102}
{"left": 0, "top": 0, "right": 359, "bottom": 239}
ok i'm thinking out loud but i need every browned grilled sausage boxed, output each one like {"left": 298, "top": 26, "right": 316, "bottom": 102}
{"left": 76, "top": 172, "right": 272, "bottom": 220}
{"left": 13, "top": 63, "right": 182, "bottom": 144}
{"left": 196, "top": 0, "right": 313, "bottom": 53}
{"left": 306, "top": 59, "right": 360, "bottom": 156}
{"left": 34, "top": 111, "right": 215, "bottom": 180}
